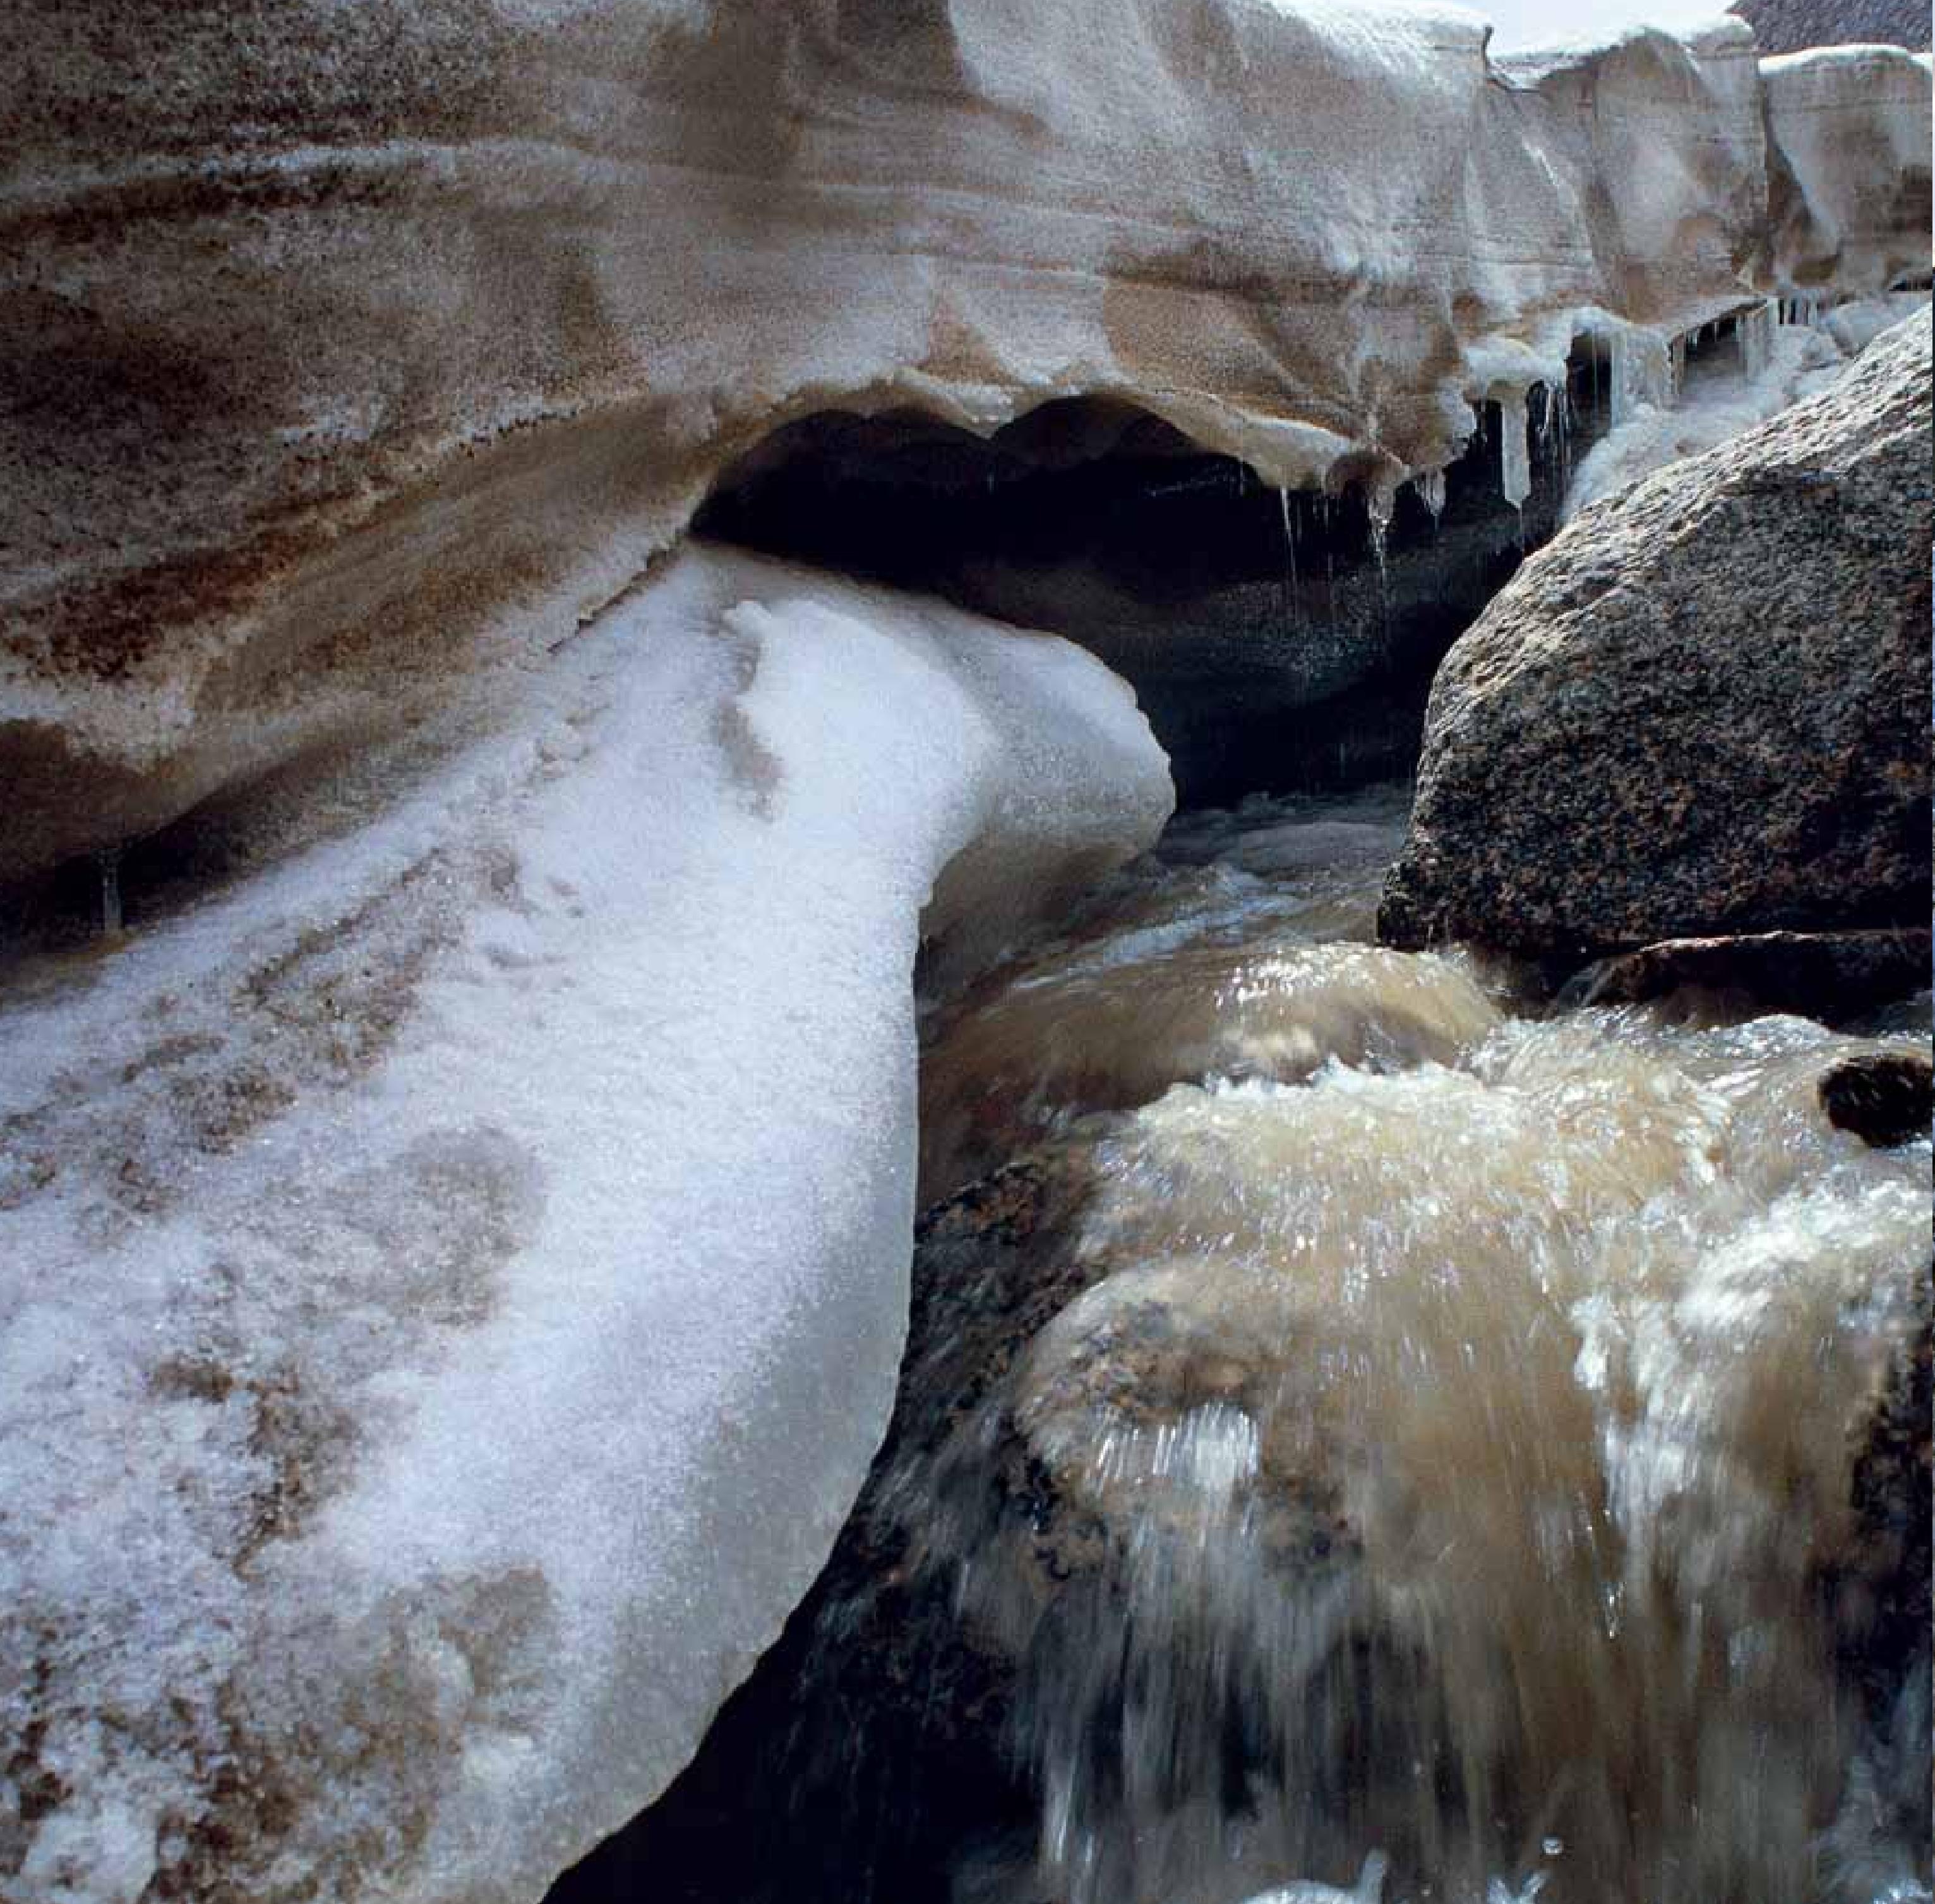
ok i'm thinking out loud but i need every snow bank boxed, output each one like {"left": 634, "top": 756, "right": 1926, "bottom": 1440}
{"left": 0, "top": 548, "right": 1171, "bottom": 1903}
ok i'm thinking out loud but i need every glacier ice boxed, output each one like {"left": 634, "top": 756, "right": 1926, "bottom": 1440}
{"left": 1737, "top": 298, "right": 1777, "bottom": 382}
{"left": 0, "top": 549, "right": 1172, "bottom": 1903}
{"left": 6, "top": 3, "right": 1928, "bottom": 880}
{"left": 1496, "top": 387, "right": 1533, "bottom": 511}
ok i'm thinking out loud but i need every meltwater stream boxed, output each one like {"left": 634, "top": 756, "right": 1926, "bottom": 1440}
{"left": 556, "top": 787, "right": 1929, "bottom": 1904}
{"left": 903, "top": 788, "right": 1931, "bottom": 1904}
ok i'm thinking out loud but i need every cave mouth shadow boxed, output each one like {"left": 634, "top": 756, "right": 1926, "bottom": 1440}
{"left": 694, "top": 370, "right": 1601, "bottom": 810}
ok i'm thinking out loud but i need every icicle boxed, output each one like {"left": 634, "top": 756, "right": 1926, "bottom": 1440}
{"left": 1366, "top": 486, "right": 1392, "bottom": 566}
{"left": 95, "top": 847, "right": 123, "bottom": 937}
{"left": 1607, "top": 328, "right": 1674, "bottom": 428}
{"left": 1417, "top": 467, "right": 1446, "bottom": 525}
{"left": 1669, "top": 332, "right": 1687, "bottom": 397}
{"left": 1738, "top": 299, "right": 1776, "bottom": 381}
{"left": 1539, "top": 383, "right": 1573, "bottom": 488}
{"left": 1498, "top": 388, "right": 1531, "bottom": 512}
{"left": 1365, "top": 481, "right": 1394, "bottom": 651}
{"left": 1277, "top": 487, "right": 1302, "bottom": 632}
{"left": 1320, "top": 493, "right": 1337, "bottom": 621}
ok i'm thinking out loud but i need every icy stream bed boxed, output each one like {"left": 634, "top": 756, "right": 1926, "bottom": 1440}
{"left": 918, "top": 792, "right": 1933, "bottom": 1904}
{"left": 585, "top": 787, "right": 1930, "bottom": 1904}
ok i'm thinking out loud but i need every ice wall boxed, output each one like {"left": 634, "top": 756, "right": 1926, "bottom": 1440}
{"left": 1, "top": 3, "right": 1928, "bottom": 882}
{"left": 1763, "top": 44, "right": 1935, "bottom": 297}
{"left": 0, "top": 549, "right": 1172, "bottom": 1903}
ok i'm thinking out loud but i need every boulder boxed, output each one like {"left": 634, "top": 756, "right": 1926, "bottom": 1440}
{"left": 1381, "top": 313, "right": 1933, "bottom": 960}
{"left": 1819, "top": 1050, "right": 1935, "bottom": 1146}
{"left": 1563, "top": 927, "right": 1932, "bottom": 1022}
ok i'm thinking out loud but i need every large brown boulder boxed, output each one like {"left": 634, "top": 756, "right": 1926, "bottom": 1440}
{"left": 1381, "top": 312, "right": 1933, "bottom": 961}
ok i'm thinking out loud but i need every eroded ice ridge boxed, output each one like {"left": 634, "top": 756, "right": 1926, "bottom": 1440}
{"left": 6, "top": 4, "right": 1929, "bottom": 879}
{"left": 0, "top": 549, "right": 1171, "bottom": 1903}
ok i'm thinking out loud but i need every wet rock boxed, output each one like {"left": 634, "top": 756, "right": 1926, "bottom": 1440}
{"left": 1819, "top": 1051, "right": 1935, "bottom": 1146}
{"left": 1381, "top": 314, "right": 1933, "bottom": 961}
{"left": 1562, "top": 926, "right": 1932, "bottom": 1022}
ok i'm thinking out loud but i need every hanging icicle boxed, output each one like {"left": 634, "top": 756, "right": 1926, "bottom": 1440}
{"left": 1738, "top": 298, "right": 1777, "bottom": 381}
{"left": 1416, "top": 467, "right": 1446, "bottom": 525}
{"left": 95, "top": 846, "right": 123, "bottom": 937}
{"left": 1497, "top": 388, "right": 1531, "bottom": 512}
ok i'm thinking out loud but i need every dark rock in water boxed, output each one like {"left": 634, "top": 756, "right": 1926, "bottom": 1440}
{"left": 1562, "top": 927, "right": 1932, "bottom": 1023}
{"left": 1819, "top": 1051, "right": 1935, "bottom": 1146}
{"left": 1381, "top": 313, "right": 1933, "bottom": 961}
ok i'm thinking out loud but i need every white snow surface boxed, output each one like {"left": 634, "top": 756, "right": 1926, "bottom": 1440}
{"left": 0, "top": 548, "right": 1172, "bottom": 1902}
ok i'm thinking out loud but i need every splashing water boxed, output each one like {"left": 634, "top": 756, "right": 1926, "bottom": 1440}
{"left": 909, "top": 788, "right": 1930, "bottom": 1904}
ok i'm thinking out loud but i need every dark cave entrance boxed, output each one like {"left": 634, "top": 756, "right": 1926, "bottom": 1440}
{"left": 695, "top": 357, "right": 1612, "bottom": 809}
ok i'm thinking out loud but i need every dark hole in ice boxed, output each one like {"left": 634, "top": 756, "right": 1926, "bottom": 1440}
{"left": 696, "top": 371, "right": 1614, "bottom": 811}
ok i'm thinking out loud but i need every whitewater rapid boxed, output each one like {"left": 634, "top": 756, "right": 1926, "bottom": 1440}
{"left": 899, "top": 788, "right": 1932, "bottom": 1904}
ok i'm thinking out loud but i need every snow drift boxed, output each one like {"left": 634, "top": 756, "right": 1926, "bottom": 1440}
{"left": 0, "top": 549, "right": 1171, "bottom": 1902}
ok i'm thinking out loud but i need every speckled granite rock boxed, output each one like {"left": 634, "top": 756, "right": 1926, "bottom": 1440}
{"left": 1732, "top": 0, "right": 1931, "bottom": 53}
{"left": 1381, "top": 312, "right": 1933, "bottom": 960}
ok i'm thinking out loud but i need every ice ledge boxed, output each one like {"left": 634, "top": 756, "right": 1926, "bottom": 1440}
{"left": 1, "top": 3, "right": 1927, "bottom": 881}
{"left": 0, "top": 548, "right": 1173, "bottom": 1903}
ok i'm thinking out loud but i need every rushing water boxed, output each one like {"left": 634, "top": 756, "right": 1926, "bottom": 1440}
{"left": 900, "top": 787, "right": 1931, "bottom": 1904}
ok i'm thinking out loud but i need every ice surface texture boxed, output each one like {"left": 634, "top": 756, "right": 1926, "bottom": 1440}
{"left": 0, "top": 550, "right": 1171, "bottom": 1902}
{"left": 2, "top": 2, "right": 1928, "bottom": 878}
